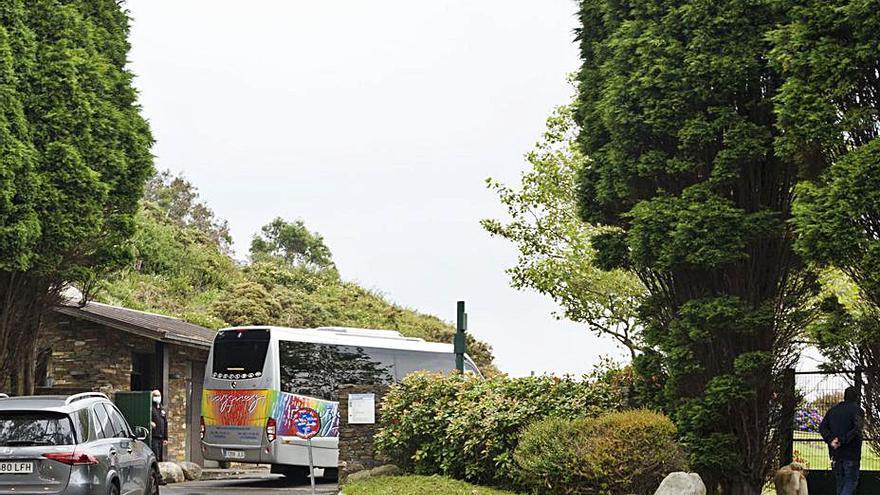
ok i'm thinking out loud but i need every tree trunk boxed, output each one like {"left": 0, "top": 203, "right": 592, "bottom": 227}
{"left": 0, "top": 272, "right": 58, "bottom": 395}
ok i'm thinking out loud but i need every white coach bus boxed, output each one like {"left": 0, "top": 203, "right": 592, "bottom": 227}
{"left": 200, "top": 326, "right": 480, "bottom": 481}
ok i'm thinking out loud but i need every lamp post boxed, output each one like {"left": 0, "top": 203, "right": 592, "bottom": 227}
{"left": 455, "top": 301, "right": 467, "bottom": 372}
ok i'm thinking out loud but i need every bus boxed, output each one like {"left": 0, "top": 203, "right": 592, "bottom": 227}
{"left": 200, "top": 326, "right": 480, "bottom": 481}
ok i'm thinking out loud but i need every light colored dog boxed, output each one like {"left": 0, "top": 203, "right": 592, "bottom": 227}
{"left": 774, "top": 462, "right": 808, "bottom": 495}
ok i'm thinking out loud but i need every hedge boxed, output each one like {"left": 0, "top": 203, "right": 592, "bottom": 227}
{"left": 514, "top": 410, "right": 687, "bottom": 494}
{"left": 374, "top": 371, "right": 630, "bottom": 488}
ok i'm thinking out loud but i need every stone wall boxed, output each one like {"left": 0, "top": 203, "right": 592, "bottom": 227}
{"left": 166, "top": 345, "right": 208, "bottom": 461}
{"left": 43, "top": 317, "right": 153, "bottom": 395}
{"left": 338, "top": 384, "right": 389, "bottom": 481}
{"left": 40, "top": 316, "right": 208, "bottom": 463}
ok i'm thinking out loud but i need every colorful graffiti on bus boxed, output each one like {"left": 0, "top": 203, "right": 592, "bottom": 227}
{"left": 202, "top": 389, "right": 339, "bottom": 438}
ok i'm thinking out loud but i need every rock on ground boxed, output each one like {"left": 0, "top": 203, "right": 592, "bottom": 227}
{"left": 654, "top": 472, "right": 706, "bottom": 495}
{"left": 343, "top": 464, "right": 401, "bottom": 483}
{"left": 158, "top": 462, "right": 185, "bottom": 484}
{"left": 178, "top": 461, "right": 203, "bottom": 481}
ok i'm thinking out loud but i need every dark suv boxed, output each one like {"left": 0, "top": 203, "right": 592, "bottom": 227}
{"left": 0, "top": 392, "right": 159, "bottom": 495}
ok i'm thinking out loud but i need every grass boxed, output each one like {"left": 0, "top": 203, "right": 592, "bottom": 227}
{"left": 793, "top": 431, "right": 880, "bottom": 470}
{"left": 342, "top": 475, "right": 518, "bottom": 495}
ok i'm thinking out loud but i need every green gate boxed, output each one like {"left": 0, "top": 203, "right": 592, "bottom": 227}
{"left": 115, "top": 390, "right": 153, "bottom": 443}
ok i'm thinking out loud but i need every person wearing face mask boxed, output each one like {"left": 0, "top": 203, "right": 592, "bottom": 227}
{"left": 150, "top": 389, "right": 168, "bottom": 462}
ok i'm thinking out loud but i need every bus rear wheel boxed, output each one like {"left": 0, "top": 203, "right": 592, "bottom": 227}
{"left": 271, "top": 464, "right": 310, "bottom": 484}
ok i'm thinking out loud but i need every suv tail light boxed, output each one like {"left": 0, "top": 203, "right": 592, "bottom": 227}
{"left": 266, "top": 417, "right": 276, "bottom": 443}
{"left": 43, "top": 452, "right": 99, "bottom": 465}
{"left": 200, "top": 416, "right": 205, "bottom": 440}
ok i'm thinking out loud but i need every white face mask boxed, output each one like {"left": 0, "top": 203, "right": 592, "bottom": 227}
{"left": 153, "top": 395, "right": 161, "bottom": 405}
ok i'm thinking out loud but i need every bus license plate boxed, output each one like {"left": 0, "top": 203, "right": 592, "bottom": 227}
{"left": 224, "top": 450, "right": 245, "bottom": 460}
{"left": 0, "top": 462, "right": 33, "bottom": 474}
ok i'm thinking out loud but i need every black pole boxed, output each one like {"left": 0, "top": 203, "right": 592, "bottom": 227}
{"left": 781, "top": 368, "right": 795, "bottom": 466}
{"left": 455, "top": 301, "right": 467, "bottom": 372}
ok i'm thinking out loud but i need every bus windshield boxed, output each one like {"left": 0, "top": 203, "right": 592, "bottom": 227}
{"left": 212, "top": 328, "right": 270, "bottom": 377}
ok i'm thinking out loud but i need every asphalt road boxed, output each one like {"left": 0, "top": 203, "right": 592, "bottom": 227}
{"left": 160, "top": 476, "right": 339, "bottom": 495}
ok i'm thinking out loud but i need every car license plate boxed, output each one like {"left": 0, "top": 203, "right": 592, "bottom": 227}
{"left": 224, "top": 450, "right": 245, "bottom": 459}
{"left": 0, "top": 462, "right": 33, "bottom": 474}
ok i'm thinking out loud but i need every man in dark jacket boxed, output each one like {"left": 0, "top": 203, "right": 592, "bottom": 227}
{"left": 819, "top": 386, "right": 864, "bottom": 495}
{"left": 150, "top": 389, "right": 168, "bottom": 462}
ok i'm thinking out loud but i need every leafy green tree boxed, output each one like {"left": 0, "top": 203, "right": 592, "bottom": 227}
{"left": 0, "top": 0, "right": 152, "bottom": 394}
{"left": 771, "top": 0, "right": 880, "bottom": 455}
{"left": 483, "top": 103, "right": 645, "bottom": 359}
{"left": 251, "top": 218, "right": 335, "bottom": 269}
{"left": 574, "top": 1, "right": 815, "bottom": 492}
{"left": 98, "top": 171, "right": 238, "bottom": 329}
{"left": 144, "top": 170, "right": 232, "bottom": 252}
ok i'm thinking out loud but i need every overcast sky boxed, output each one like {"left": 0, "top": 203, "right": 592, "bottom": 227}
{"left": 125, "top": 0, "right": 626, "bottom": 376}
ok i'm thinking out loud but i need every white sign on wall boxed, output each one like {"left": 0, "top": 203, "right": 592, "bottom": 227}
{"left": 348, "top": 393, "right": 376, "bottom": 424}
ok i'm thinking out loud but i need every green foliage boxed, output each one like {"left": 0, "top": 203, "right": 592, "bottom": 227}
{"left": 771, "top": 0, "right": 880, "bottom": 457}
{"left": 768, "top": 0, "right": 880, "bottom": 172}
{"left": 483, "top": 103, "right": 645, "bottom": 357}
{"left": 12, "top": 0, "right": 153, "bottom": 281}
{"left": 574, "top": 0, "right": 812, "bottom": 491}
{"left": 793, "top": 141, "right": 880, "bottom": 308}
{"left": 251, "top": 217, "right": 334, "bottom": 269}
{"left": 98, "top": 172, "right": 499, "bottom": 375}
{"left": 0, "top": 0, "right": 152, "bottom": 392}
{"left": 514, "top": 410, "right": 686, "bottom": 495}
{"left": 211, "top": 281, "right": 281, "bottom": 327}
{"left": 343, "top": 475, "right": 517, "bottom": 495}
{"left": 144, "top": 170, "right": 232, "bottom": 252}
{"left": 374, "top": 371, "right": 628, "bottom": 489}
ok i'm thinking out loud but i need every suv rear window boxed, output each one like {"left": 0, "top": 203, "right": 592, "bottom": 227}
{"left": 212, "top": 328, "right": 270, "bottom": 377}
{"left": 0, "top": 412, "right": 75, "bottom": 446}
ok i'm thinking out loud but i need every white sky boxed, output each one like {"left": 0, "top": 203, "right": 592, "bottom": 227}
{"left": 125, "top": 0, "right": 626, "bottom": 376}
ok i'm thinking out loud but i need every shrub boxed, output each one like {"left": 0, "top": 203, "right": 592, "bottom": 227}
{"left": 374, "top": 372, "right": 626, "bottom": 488}
{"left": 514, "top": 410, "right": 687, "bottom": 495}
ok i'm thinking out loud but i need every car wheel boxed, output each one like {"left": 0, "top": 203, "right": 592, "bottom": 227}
{"left": 147, "top": 467, "right": 160, "bottom": 495}
{"left": 110, "top": 481, "right": 120, "bottom": 495}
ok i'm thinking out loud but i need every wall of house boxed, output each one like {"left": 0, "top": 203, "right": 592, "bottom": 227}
{"left": 44, "top": 318, "right": 154, "bottom": 394}
{"left": 41, "top": 316, "right": 208, "bottom": 463}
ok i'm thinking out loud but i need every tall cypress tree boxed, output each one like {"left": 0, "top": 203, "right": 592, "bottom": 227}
{"left": 0, "top": 0, "right": 152, "bottom": 393}
{"left": 575, "top": 1, "right": 812, "bottom": 492}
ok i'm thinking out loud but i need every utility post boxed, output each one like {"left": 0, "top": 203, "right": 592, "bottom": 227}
{"left": 455, "top": 301, "right": 467, "bottom": 372}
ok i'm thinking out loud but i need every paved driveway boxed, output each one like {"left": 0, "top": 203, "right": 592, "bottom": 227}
{"left": 161, "top": 476, "right": 339, "bottom": 495}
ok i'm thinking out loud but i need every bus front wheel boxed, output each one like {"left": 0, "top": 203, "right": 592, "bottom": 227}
{"left": 271, "top": 464, "right": 310, "bottom": 484}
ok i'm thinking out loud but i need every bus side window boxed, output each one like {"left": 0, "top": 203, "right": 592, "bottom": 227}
{"left": 393, "top": 350, "right": 455, "bottom": 381}
{"left": 278, "top": 341, "right": 394, "bottom": 401}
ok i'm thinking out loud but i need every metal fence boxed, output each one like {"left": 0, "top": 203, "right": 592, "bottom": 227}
{"left": 789, "top": 369, "right": 880, "bottom": 494}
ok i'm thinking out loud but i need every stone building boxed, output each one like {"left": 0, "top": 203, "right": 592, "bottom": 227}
{"left": 37, "top": 300, "right": 215, "bottom": 464}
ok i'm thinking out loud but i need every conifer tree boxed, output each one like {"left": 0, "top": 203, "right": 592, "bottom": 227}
{"left": 0, "top": 0, "right": 152, "bottom": 393}
{"left": 575, "top": 1, "right": 813, "bottom": 492}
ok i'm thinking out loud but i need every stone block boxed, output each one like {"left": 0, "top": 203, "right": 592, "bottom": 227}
{"left": 158, "top": 462, "right": 185, "bottom": 484}
{"left": 178, "top": 461, "right": 202, "bottom": 481}
{"left": 654, "top": 472, "right": 706, "bottom": 495}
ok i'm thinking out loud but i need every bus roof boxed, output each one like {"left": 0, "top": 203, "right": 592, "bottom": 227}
{"left": 217, "top": 325, "right": 460, "bottom": 355}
